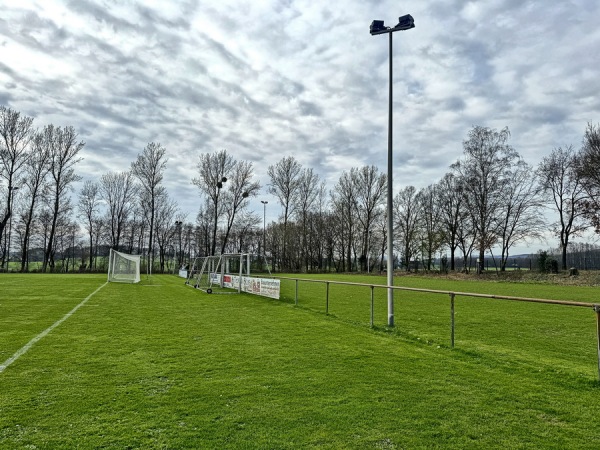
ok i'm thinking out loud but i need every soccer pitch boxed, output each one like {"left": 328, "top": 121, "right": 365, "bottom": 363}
{"left": 2, "top": 274, "right": 600, "bottom": 448}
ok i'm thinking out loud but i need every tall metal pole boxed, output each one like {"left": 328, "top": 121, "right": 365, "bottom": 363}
{"left": 386, "top": 31, "right": 394, "bottom": 327}
{"left": 370, "top": 14, "right": 414, "bottom": 327}
{"left": 261, "top": 200, "right": 268, "bottom": 271}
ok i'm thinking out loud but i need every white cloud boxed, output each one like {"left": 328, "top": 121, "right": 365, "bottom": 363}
{"left": 1, "top": 0, "right": 600, "bottom": 254}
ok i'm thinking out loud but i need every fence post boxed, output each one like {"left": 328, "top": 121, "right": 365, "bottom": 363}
{"left": 295, "top": 279, "right": 298, "bottom": 306}
{"left": 595, "top": 305, "right": 600, "bottom": 382}
{"left": 450, "top": 293, "right": 455, "bottom": 348}
{"left": 326, "top": 282, "right": 330, "bottom": 315}
{"left": 371, "top": 286, "right": 375, "bottom": 328}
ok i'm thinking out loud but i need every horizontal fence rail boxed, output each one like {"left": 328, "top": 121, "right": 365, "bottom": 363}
{"left": 269, "top": 276, "right": 600, "bottom": 381}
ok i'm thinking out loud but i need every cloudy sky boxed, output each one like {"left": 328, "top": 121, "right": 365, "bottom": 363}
{"left": 2, "top": 0, "right": 599, "bottom": 253}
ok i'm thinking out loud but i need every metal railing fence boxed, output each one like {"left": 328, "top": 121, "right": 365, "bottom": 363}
{"left": 270, "top": 276, "right": 600, "bottom": 381}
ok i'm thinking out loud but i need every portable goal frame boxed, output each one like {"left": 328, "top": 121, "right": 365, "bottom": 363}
{"left": 185, "top": 253, "right": 250, "bottom": 294}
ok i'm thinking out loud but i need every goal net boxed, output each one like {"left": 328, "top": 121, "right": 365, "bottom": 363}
{"left": 107, "top": 249, "right": 141, "bottom": 283}
{"left": 186, "top": 253, "right": 250, "bottom": 294}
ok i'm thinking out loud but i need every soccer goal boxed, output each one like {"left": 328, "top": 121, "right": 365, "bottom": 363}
{"left": 107, "top": 249, "right": 141, "bottom": 284}
{"left": 186, "top": 253, "right": 250, "bottom": 294}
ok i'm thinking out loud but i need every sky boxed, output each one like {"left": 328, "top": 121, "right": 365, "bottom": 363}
{"left": 1, "top": 0, "right": 600, "bottom": 255}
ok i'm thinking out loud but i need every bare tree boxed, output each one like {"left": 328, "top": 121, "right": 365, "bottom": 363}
{"left": 219, "top": 160, "right": 260, "bottom": 254}
{"left": 331, "top": 170, "right": 357, "bottom": 271}
{"left": 193, "top": 150, "right": 235, "bottom": 255}
{"left": 497, "top": 159, "right": 545, "bottom": 270}
{"left": 319, "top": 210, "right": 337, "bottom": 272}
{"left": 41, "top": 195, "right": 74, "bottom": 271}
{"left": 129, "top": 204, "right": 147, "bottom": 255}
{"left": 100, "top": 171, "right": 138, "bottom": 251}
{"left": 578, "top": 122, "right": 600, "bottom": 232}
{"left": 455, "top": 206, "right": 478, "bottom": 273}
{"left": 61, "top": 221, "right": 81, "bottom": 272}
{"left": 451, "top": 126, "right": 519, "bottom": 274}
{"left": 43, "top": 125, "right": 84, "bottom": 272}
{"left": 91, "top": 216, "right": 105, "bottom": 270}
{"left": 181, "top": 222, "right": 195, "bottom": 267}
{"left": 267, "top": 156, "right": 302, "bottom": 269}
{"left": 352, "top": 166, "right": 386, "bottom": 272}
{"left": 0, "top": 106, "right": 34, "bottom": 251}
{"left": 78, "top": 180, "right": 102, "bottom": 271}
{"left": 152, "top": 189, "right": 179, "bottom": 272}
{"left": 295, "top": 168, "right": 321, "bottom": 271}
{"left": 308, "top": 182, "right": 328, "bottom": 271}
{"left": 394, "top": 186, "right": 422, "bottom": 271}
{"left": 131, "top": 142, "right": 168, "bottom": 269}
{"left": 171, "top": 213, "right": 188, "bottom": 269}
{"left": 18, "top": 131, "right": 51, "bottom": 272}
{"left": 230, "top": 211, "right": 261, "bottom": 254}
{"left": 538, "top": 145, "right": 588, "bottom": 270}
{"left": 418, "top": 184, "right": 445, "bottom": 271}
{"left": 436, "top": 173, "right": 464, "bottom": 271}
{"left": 195, "top": 199, "right": 213, "bottom": 257}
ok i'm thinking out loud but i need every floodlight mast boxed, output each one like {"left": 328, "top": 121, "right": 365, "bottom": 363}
{"left": 369, "top": 14, "right": 414, "bottom": 328}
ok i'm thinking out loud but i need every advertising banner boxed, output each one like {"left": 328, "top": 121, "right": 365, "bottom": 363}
{"left": 211, "top": 273, "right": 280, "bottom": 299}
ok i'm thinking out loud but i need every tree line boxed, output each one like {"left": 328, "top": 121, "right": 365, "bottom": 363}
{"left": 1, "top": 104, "right": 600, "bottom": 273}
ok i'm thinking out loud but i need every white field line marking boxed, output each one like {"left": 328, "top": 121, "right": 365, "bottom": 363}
{"left": 0, "top": 282, "right": 108, "bottom": 374}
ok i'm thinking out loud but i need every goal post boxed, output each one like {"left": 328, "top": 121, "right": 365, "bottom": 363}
{"left": 186, "top": 253, "right": 250, "bottom": 294}
{"left": 185, "top": 253, "right": 279, "bottom": 299}
{"left": 107, "top": 249, "right": 141, "bottom": 284}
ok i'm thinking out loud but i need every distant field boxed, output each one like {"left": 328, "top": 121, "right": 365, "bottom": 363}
{"left": 1, "top": 273, "right": 600, "bottom": 448}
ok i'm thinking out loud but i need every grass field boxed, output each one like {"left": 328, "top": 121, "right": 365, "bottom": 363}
{"left": 2, "top": 273, "right": 600, "bottom": 448}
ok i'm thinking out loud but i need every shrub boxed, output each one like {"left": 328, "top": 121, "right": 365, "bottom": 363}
{"left": 545, "top": 259, "right": 559, "bottom": 274}
{"left": 537, "top": 251, "right": 548, "bottom": 272}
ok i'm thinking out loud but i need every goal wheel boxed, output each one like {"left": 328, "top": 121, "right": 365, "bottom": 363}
{"left": 194, "top": 284, "right": 198, "bottom": 289}
{"left": 206, "top": 288, "right": 213, "bottom": 294}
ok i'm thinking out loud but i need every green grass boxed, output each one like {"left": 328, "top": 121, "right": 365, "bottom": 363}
{"left": 1, "top": 273, "right": 600, "bottom": 448}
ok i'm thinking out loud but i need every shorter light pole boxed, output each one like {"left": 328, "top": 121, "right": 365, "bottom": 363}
{"left": 174, "top": 220, "right": 182, "bottom": 274}
{"left": 261, "top": 200, "right": 268, "bottom": 271}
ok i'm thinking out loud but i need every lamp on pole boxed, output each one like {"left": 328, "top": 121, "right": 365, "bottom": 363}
{"left": 261, "top": 200, "right": 268, "bottom": 271}
{"left": 370, "top": 14, "right": 415, "bottom": 327}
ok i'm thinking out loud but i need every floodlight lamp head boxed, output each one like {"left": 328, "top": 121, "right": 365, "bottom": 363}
{"left": 395, "top": 14, "right": 415, "bottom": 30}
{"left": 217, "top": 181, "right": 223, "bottom": 189}
{"left": 221, "top": 177, "right": 227, "bottom": 182}
{"left": 370, "top": 20, "right": 386, "bottom": 35}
